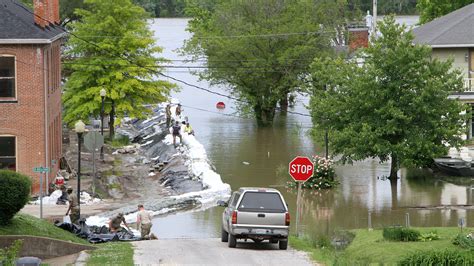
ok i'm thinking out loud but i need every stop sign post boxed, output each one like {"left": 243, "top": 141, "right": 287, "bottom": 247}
{"left": 289, "top": 156, "right": 314, "bottom": 237}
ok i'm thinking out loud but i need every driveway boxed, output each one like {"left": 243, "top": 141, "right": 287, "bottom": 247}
{"left": 133, "top": 238, "right": 315, "bottom": 265}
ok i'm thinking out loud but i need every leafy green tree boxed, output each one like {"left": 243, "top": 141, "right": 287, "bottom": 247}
{"left": 184, "top": 0, "right": 346, "bottom": 126}
{"left": 19, "top": 0, "right": 32, "bottom": 8}
{"left": 133, "top": 0, "right": 158, "bottom": 16}
{"left": 63, "top": 0, "right": 175, "bottom": 137}
{"left": 345, "top": 0, "right": 417, "bottom": 14}
{"left": 417, "top": 0, "right": 474, "bottom": 24}
{"left": 132, "top": 0, "right": 187, "bottom": 17}
{"left": 309, "top": 16, "right": 466, "bottom": 180}
{"left": 60, "top": 0, "right": 85, "bottom": 24}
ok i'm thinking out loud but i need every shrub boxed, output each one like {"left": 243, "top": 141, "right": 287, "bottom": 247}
{"left": 0, "top": 239, "right": 23, "bottom": 265}
{"left": 383, "top": 227, "right": 421, "bottom": 242}
{"left": 419, "top": 231, "right": 440, "bottom": 242}
{"left": 399, "top": 250, "right": 474, "bottom": 265}
{"left": 452, "top": 233, "right": 474, "bottom": 250}
{"left": 0, "top": 170, "right": 32, "bottom": 225}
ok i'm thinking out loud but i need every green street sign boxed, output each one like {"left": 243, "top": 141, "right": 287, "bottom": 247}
{"left": 33, "top": 167, "right": 50, "bottom": 173}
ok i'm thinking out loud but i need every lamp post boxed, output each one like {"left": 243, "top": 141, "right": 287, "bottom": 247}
{"left": 100, "top": 88, "right": 106, "bottom": 160}
{"left": 75, "top": 120, "right": 85, "bottom": 218}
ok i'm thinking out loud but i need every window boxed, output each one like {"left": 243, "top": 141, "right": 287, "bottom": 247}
{"left": 238, "top": 192, "right": 286, "bottom": 213}
{"left": 0, "top": 56, "right": 15, "bottom": 98}
{"left": 0, "top": 136, "right": 16, "bottom": 171}
{"left": 230, "top": 193, "right": 240, "bottom": 207}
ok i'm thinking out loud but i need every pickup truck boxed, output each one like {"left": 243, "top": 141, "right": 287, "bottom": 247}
{"left": 218, "top": 187, "right": 290, "bottom": 249}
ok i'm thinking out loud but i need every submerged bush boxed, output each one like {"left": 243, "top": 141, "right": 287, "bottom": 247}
{"left": 383, "top": 227, "right": 420, "bottom": 242}
{"left": 452, "top": 233, "right": 474, "bottom": 250}
{"left": 399, "top": 249, "right": 474, "bottom": 265}
{"left": 0, "top": 170, "right": 32, "bottom": 225}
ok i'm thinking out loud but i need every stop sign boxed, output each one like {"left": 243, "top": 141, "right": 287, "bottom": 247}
{"left": 289, "top": 156, "right": 314, "bottom": 182}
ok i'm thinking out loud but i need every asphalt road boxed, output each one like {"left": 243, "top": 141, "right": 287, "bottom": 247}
{"left": 133, "top": 238, "right": 315, "bottom": 265}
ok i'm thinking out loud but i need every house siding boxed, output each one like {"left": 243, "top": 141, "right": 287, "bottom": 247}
{"left": 432, "top": 48, "right": 470, "bottom": 78}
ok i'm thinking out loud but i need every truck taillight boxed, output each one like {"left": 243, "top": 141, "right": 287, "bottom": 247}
{"left": 285, "top": 212, "right": 290, "bottom": 226}
{"left": 232, "top": 211, "right": 238, "bottom": 224}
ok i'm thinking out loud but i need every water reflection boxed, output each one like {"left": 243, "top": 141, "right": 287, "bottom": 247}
{"left": 151, "top": 18, "right": 473, "bottom": 240}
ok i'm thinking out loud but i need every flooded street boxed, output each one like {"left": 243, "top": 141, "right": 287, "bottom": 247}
{"left": 150, "top": 18, "right": 473, "bottom": 240}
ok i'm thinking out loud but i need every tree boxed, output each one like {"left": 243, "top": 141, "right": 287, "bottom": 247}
{"left": 184, "top": 0, "right": 345, "bottom": 126}
{"left": 132, "top": 0, "right": 187, "bottom": 17}
{"left": 417, "top": 0, "right": 474, "bottom": 24}
{"left": 345, "top": 0, "right": 418, "bottom": 15}
{"left": 63, "top": 0, "right": 175, "bottom": 138}
{"left": 60, "top": 0, "right": 85, "bottom": 24}
{"left": 309, "top": 16, "right": 466, "bottom": 181}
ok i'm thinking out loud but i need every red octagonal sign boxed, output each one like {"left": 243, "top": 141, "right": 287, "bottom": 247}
{"left": 289, "top": 156, "right": 314, "bottom": 182}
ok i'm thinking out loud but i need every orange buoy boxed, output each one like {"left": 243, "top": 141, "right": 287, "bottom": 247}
{"left": 216, "top": 102, "right": 226, "bottom": 109}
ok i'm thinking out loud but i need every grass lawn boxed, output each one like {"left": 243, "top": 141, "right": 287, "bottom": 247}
{"left": 289, "top": 235, "right": 340, "bottom": 265}
{"left": 1, "top": 214, "right": 134, "bottom": 265}
{"left": 290, "top": 227, "right": 473, "bottom": 265}
{"left": 0, "top": 213, "right": 88, "bottom": 245}
{"left": 86, "top": 242, "right": 134, "bottom": 266}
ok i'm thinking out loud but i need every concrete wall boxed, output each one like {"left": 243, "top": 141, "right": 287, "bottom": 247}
{"left": 0, "top": 235, "right": 95, "bottom": 260}
{"left": 432, "top": 48, "right": 470, "bottom": 78}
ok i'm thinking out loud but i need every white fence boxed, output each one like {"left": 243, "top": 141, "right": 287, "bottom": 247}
{"left": 465, "top": 78, "right": 474, "bottom": 92}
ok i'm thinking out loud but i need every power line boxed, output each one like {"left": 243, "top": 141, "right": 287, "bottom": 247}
{"left": 67, "top": 30, "right": 337, "bottom": 40}
{"left": 181, "top": 104, "right": 250, "bottom": 120}
{"left": 181, "top": 104, "right": 313, "bottom": 128}
{"left": 66, "top": 57, "right": 316, "bottom": 63}
{"left": 62, "top": 61, "right": 308, "bottom": 72}
{"left": 159, "top": 72, "right": 312, "bottom": 117}
{"left": 194, "top": 31, "right": 337, "bottom": 39}
{"left": 14, "top": 1, "right": 312, "bottom": 118}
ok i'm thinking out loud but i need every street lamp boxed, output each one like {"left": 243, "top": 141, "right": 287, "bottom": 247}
{"left": 74, "top": 120, "right": 85, "bottom": 218}
{"left": 100, "top": 88, "right": 106, "bottom": 160}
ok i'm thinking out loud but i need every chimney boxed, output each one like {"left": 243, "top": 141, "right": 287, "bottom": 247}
{"left": 34, "top": 0, "right": 60, "bottom": 27}
{"left": 42, "top": 0, "right": 52, "bottom": 25}
{"left": 52, "top": 0, "right": 60, "bottom": 24}
{"left": 348, "top": 27, "right": 369, "bottom": 52}
{"left": 34, "top": 0, "right": 46, "bottom": 28}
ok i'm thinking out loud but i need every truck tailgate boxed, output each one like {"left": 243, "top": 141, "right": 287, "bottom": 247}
{"left": 236, "top": 211, "right": 286, "bottom": 226}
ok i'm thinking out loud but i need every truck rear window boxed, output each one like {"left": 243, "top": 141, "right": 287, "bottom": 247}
{"left": 238, "top": 192, "right": 286, "bottom": 213}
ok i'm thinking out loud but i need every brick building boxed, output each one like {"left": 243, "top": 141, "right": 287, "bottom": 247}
{"left": 0, "top": 0, "right": 65, "bottom": 194}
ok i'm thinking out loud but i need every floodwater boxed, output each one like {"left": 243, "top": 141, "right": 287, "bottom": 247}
{"left": 149, "top": 18, "right": 473, "bottom": 240}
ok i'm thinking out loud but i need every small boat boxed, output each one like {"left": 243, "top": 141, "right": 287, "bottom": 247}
{"left": 216, "top": 102, "right": 226, "bottom": 109}
{"left": 433, "top": 157, "right": 474, "bottom": 176}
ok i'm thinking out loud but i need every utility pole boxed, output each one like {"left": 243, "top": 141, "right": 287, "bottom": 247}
{"left": 372, "top": 0, "right": 378, "bottom": 36}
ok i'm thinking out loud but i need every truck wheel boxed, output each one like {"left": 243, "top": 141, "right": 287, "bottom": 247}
{"left": 228, "top": 233, "right": 237, "bottom": 248}
{"left": 221, "top": 227, "right": 228, "bottom": 242}
{"left": 279, "top": 240, "right": 288, "bottom": 250}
